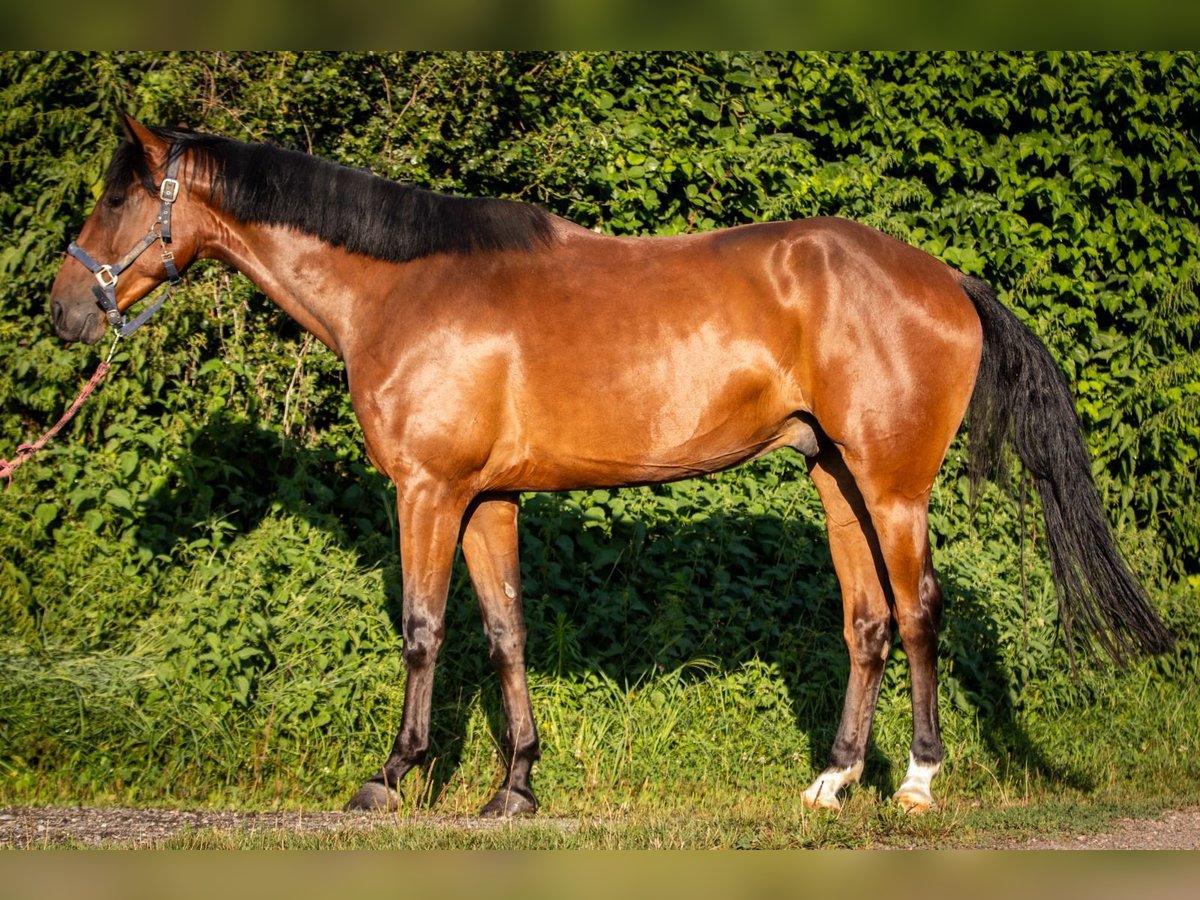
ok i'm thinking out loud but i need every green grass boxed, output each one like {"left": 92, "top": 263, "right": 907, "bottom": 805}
{"left": 152, "top": 802, "right": 1171, "bottom": 850}
{"left": 4, "top": 622, "right": 1197, "bottom": 848}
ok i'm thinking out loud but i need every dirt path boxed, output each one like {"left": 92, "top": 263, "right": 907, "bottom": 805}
{"left": 1007, "top": 806, "right": 1200, "bottom": 850}
{"left": 2, "top": 804, "right": 1198, "bottom": 848}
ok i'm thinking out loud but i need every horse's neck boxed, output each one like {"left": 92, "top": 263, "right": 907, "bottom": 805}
{"left": 206, "top": 219, "right": 383, "bottom": 357}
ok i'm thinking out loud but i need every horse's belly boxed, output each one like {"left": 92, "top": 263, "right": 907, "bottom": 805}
{"left": 480, "top": 372, "right": 815, "bottom": 491}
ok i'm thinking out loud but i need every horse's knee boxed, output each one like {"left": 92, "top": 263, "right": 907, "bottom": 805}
{"left": 918, "top": 567, "right": 943, "bottom": 623}
{"left": 402, "top": 614, "right": 444, "bottom": 668}
{"left": 895, "top": 607, "right": 938, "bottom": 647}
{"left": 896, "top": 574, "right": 943, "bottom": 646}
{"left": 485, "top": 619, "right": 526, "bottom": 670}
{"left": 844, "top": 605, "right": 892, "bottom": 667}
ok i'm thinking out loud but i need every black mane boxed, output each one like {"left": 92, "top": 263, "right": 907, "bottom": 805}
{"left": 108, "top": 125, "right": 557, "bottom": 263}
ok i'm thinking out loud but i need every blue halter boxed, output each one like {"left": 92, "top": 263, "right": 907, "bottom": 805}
{"left": 66, "top": 148, "right": 183, "bottom": 338}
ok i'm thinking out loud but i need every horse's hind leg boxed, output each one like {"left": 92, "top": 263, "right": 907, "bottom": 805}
{"left": 802, "top": 447, "right": 894, "bottom": 811}
{"left": 855, "top": 472, "right": 946, "bottom": 813}
{"left": 802, "top": 445, "right": 946, "bottom": 813}
{"left": 461, "top": 494, "right": 541, "bottom": 817}
{"left": 893, "top": 539, "right": 943, "bottom": 812}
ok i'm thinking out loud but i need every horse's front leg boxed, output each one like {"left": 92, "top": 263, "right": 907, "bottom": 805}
{"left": 346, "top": 481, "right": 467, "bottom": 812}
{"left": 461, "top": 493, "right": 541, "bottom": 817}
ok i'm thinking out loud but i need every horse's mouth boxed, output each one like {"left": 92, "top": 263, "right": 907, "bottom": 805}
{"left": 52, "top": 302, "right": 105, "bottom": 345}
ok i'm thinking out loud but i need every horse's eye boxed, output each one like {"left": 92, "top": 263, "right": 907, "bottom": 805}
{"left": 105, "top": 194, "right": 125, "bottom": 209}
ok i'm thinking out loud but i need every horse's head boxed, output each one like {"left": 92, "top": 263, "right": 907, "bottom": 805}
{"left": 50, "top": 112, "right": 203, "bottom": 344}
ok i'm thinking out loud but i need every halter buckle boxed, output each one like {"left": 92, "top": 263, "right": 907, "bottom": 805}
{"left": 95, "top": 265, "right": 117, "bottom": 289}
{"left": 159, "top": 178, "right": 180, "bottom": 203}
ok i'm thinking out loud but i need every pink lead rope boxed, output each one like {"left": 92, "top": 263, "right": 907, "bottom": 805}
{"left": 1, "top": 342, "right": 117, "bottom": 488}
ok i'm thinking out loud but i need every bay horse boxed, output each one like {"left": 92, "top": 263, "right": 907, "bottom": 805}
{"left": 50, "top": 114, "right": 1171, "bottom": 816}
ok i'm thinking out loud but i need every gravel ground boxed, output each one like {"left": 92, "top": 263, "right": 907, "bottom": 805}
{"left": 0, "top": 807, "right": 393, "bottom": 848}
{"left": 1, "top": 805, "right": 1198, "bottom": 848}
{"left": 0, "top": 806, "right": 575, "bottom": 848}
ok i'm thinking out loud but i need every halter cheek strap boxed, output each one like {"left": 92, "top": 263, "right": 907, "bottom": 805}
{"left": 66, "top": 149, "right": 184, "bottom": 338}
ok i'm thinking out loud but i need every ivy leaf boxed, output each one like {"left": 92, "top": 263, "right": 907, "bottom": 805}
{"left": 106, "top": 487, "right": 133, "bottom": 511}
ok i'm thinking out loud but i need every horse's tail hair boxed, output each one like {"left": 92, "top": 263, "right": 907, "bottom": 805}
{"left": 959, "top": 275, "right": 1173, "bottom": 665}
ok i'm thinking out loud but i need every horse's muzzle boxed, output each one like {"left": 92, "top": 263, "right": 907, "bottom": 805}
{"left": 51, "top": 296, "right": 105, "bottom": 345}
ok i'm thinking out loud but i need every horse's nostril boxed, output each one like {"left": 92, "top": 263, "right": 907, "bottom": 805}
{"left": 50, "top": 299, "right": 92, "bottom": 342}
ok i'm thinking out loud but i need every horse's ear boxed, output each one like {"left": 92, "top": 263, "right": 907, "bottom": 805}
{"left": 118, "top": 109, "right": 136, "bottom": 142}
{"left": 117, "top": 110, "right": 168, "bottom": 164}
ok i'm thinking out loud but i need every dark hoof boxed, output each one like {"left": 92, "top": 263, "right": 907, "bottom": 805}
{"left": 479, "top": 787, "right": 538, "bottom": 818}
{"left": 344, "top": 779, "right": 399, "bottom": 812}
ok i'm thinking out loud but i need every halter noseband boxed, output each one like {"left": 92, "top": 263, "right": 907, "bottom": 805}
{"left": 66, "top": 148, "right": 184, "bottom": 338}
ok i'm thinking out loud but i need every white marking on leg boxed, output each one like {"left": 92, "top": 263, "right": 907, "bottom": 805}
{"left": 802, "top": 761, "right": 864, "bottom": 811}
{"left": 894, "top": 753, "right": 940, "bottom": 812}
{"left": 503, "top": 581, "right": 517, "bottom": 600}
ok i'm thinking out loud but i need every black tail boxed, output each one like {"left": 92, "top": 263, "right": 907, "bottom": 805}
{"left": 960, "top": 276, "right": 1173, "bottom": 665}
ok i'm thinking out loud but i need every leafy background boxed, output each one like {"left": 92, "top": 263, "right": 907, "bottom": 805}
{"left": 1, "top": 52, "right": 1197, "bottom": 814}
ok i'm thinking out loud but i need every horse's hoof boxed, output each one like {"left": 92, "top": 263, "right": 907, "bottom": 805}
{"left": 802, "top": 764, "right": 861, "bottom": 812}
{"left": 893, "top": 757, "right": 938, "bottom": 814}
{"left": 344, "top": 780, "right": 399, "bottom": 812}
{"left": 801, "top": 789, "right": 842, "bottom": 812}
{"left": 893, "top": 789, "right": 934, "bottom": 814}
{"left": 479, "top": 787, "right": 538, "bottom": 818}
